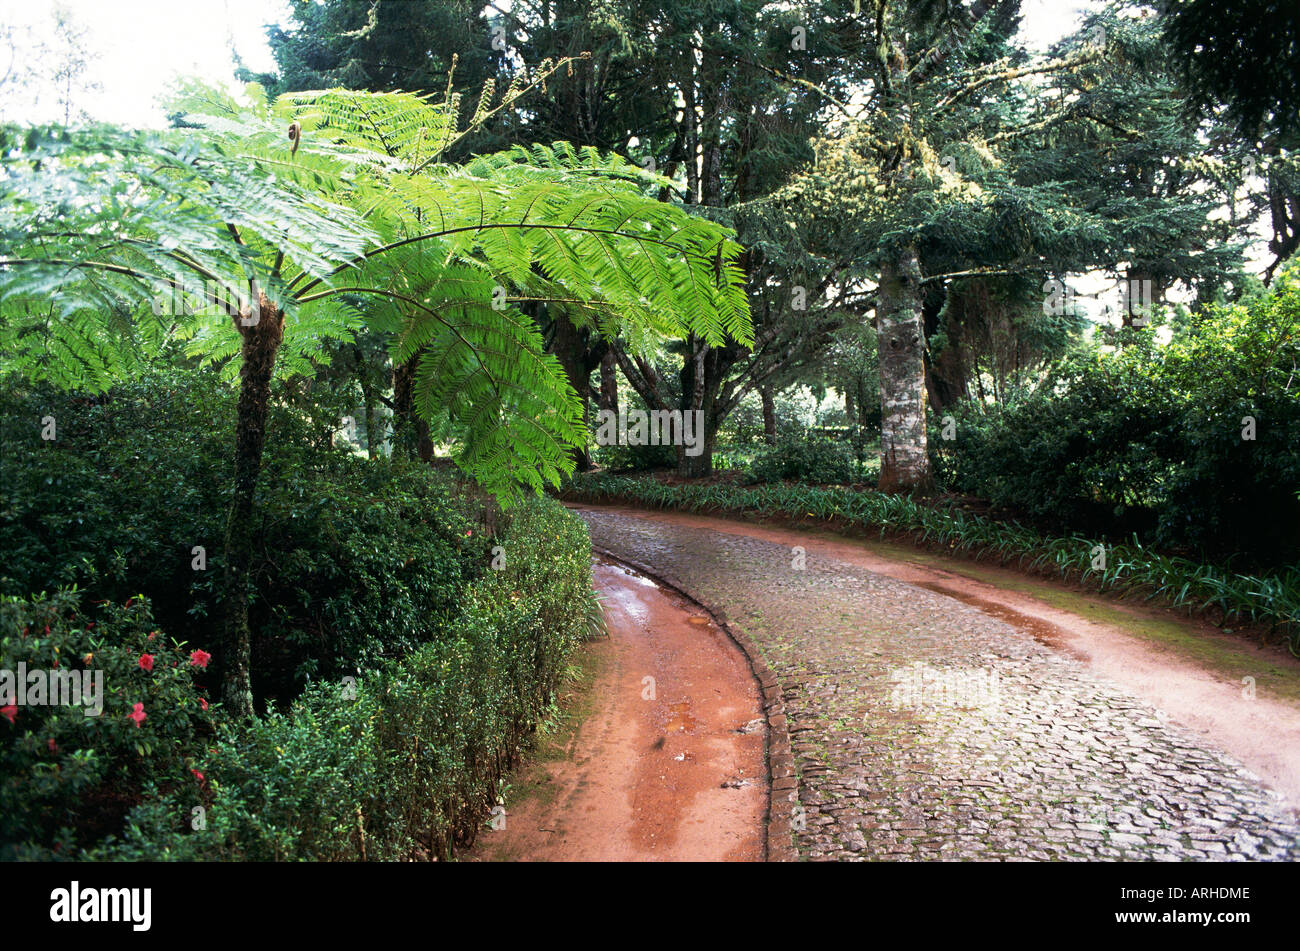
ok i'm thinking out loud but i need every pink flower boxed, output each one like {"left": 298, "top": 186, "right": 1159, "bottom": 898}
{"left": 189, "top": 649, "right": 212, "bottom": 669}
{"left": 0, "top": 705, "right": 16, "bottom": 724}
{"left": 199, "top": 698, "right": 208, "bottom": 712}
{"left": 128, "top": 703, "right": 146, "bottom": 728}
{"left": 190, "top": 768, "right": 204, "bottom": 782}
{"left": 138, "top": 653, "right": 155, "bottom": 672}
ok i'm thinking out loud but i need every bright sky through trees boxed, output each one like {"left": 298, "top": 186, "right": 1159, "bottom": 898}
{"left": 0, "top": 0, "right": 1096, "bottom": 127}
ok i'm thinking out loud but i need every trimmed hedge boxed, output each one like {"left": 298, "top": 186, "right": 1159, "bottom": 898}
{"left": 566, "top": 473, "right": 1300, "bottom": 654}
{"left": 2, "top": 495, "right": 593, "bottom": 861}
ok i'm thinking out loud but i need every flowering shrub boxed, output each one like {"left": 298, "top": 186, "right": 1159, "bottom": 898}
{"left": 0, "top": 590, "right": 214, "bottom": 859}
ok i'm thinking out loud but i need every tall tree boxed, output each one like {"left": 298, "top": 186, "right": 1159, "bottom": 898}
{"left": 1162, "top": 0, "right": 1300, "bottom": 282}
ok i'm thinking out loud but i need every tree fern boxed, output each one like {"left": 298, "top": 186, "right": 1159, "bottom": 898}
{"left": 0, "top": 80, "right": 752, "bottom": 712}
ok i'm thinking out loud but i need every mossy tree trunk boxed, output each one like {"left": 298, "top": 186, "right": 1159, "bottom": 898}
{"left": 877, "top": 245, "right": 933, "bottom": 494}
{"left": 221, "top": 295, "right": 283, "bottom": 717}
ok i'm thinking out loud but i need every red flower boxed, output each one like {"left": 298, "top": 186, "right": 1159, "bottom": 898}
{"left": 0, "top": 705, "right": 16, "bottom": 724}
{"left": 147, "top": 631, "right": 156, "bottom": 641}
{"left": 128, "top": 702, "right": 146, "bottom": 728}
{"left": 190, "top": 768, "right": 204, "bottom": 782}
{"left": 43, "top": 624, "right": 50, "bottom": 635}
{"left": 47, "top": 738, "right": 57, "bottom": 753}
{"left": 189, "top": 649, "right": 212, "bottom": 669}
{"left": 199, "top": 698, "right": 209, "bottom": 712}
{"left": 138, "top": 653, "right": 155, "bottom": 672}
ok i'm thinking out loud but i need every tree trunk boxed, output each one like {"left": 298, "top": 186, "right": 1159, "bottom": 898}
{"left": 392, "top": 355, "right": 433, "bottom": 461}
{"left": 676, "top": 335, "right": 713, "bottom": 478}
{"left": 845, "top": 387, "right": 857, "bottom": 426}
{"left": 1265, "top": 169, "right": 1300, "bottom": 283}
{"left": 221, "top": 295, "right": 283, "bottom": 717}
{"left": 551, "top": 313, "right": 593, "bottom": 471}
{"left": 598, "top": 347, "right": 618, "bottom": 415}
{"left": 877, "top": 245, "right": 933, "bottom": 493}
{"left": 676, "top": 412, "right": 718, "bottom": 479}
{"left": 1122, "top": 265, "right": 1163, "bottom": 328}
{"left": 760, "top": 386, "right": 777, "bottom": 444}
{"left": 360, "top": 379, "right": 379, "bottom": 459}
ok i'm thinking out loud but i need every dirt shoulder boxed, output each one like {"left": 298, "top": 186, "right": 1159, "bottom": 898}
{"left": 463, "top": 558, "right": 766, "bottom": 861}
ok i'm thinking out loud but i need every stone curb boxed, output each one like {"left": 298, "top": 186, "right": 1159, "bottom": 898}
{"left": 588, "top": 542, "right": 799, "bottom": 863}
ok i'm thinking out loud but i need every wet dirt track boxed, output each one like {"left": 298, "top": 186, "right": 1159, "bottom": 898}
{"left": 466, "top": 558, "right": 766, "bottom": 862}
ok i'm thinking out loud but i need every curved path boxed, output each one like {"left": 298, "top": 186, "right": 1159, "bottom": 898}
{"left": 575, "top": 503, "right": 1300, "bottom": 862}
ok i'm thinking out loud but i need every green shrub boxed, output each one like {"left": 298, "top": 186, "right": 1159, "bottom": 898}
{"left": 2, "top": 363, "right": 597, "bottom": 861}
{"left": 929, "top": 346, "right": 1179, "bottom": 540}
{"left": 0, "top": 367, "right": 486, "bottom": 706}
{"left": 0, "top": 590, "right": 214, "bottom": 860}
{"left": 83, "top": 495, "right": 591, "bottom": 861}
{"left": 750, "top": 433, "right": 855, "bottom": 484}
{"left": 592, "top": 439, "right": 677, "bottom": 472}
{"left": 930, "top": 268, "right": 1300, "bottom": 568}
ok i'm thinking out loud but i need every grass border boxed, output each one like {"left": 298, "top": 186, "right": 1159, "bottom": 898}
{"left": 564, "top": 474, "right": 1300, "bottom": 655}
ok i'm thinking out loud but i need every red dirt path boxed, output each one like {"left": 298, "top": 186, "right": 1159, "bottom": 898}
{"left": 465, "top": 558, "right": 766, "bottom": 861}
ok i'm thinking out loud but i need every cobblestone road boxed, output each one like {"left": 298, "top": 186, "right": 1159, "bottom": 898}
{"left": 580, "top": 507, "right": 1300, "bottom": 861}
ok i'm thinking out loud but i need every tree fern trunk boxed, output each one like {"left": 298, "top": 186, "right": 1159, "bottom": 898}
{"left": 877, "top": 245, "right": 933, "bottom": 493}
{"left": 222, "top": 297, "right": 283, "bottom": 717}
